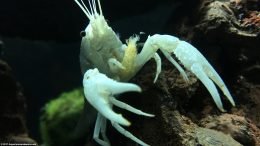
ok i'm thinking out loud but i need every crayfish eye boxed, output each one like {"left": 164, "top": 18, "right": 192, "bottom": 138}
{"left": 80, "top": 31, "right": 86, "bottom": 37}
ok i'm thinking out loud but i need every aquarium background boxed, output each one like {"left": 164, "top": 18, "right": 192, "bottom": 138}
{"left": 1, "top": 0, "right": 259, "bottom": 145}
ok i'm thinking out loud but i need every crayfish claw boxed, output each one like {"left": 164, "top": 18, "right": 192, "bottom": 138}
{"left": 205, "top": 65, "right": 235, "bottom": 106}
{"left": 191, "top": 63, "right": 226, "bottom": 112}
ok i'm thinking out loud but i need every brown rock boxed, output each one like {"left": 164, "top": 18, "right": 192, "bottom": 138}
{"left": 0, "top": 58, "right": 37, "bottom": 145}
{"left": 200, "top": 113, "right": 260, "bottom": 146}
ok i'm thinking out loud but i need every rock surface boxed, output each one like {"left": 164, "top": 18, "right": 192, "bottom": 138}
{"left": 0, "top": 57, "right": 37, "bottom": 145}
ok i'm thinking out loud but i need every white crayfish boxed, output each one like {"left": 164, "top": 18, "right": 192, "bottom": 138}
{"left": 74, "top": 0, "right": 235, "bottom": 145}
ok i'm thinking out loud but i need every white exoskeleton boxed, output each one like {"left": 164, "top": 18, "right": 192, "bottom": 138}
{"left": 74, "top": 0, "right": 236, "bottom": 146}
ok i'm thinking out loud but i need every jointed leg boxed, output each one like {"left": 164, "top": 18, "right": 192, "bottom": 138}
{"left": 110, "top": 97, "right": 154, "bottom": 117}
{"left": 111, "top": 122, "right": 150, "bottom": 146}
{"left": 100, "top": 115, "right": 110, "bottom": 145}
{"left": 152, "top": 53, "right": 161, "bottom": 83}
{"left": 93, "top": 113, "right": 111, "bottom": 146}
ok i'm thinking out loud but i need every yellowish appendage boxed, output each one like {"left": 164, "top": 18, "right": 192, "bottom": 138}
{"left": 119, "top": 36, "right": 139, "bottom": 80}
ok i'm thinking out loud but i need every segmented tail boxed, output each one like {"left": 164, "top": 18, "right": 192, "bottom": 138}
{"left": 74, "top": 0, "right": 103, "bottom": 20}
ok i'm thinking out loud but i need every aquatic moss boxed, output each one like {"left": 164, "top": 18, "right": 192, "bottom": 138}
{"left": 40, "top": 88, "right": 84, "bottom": 146}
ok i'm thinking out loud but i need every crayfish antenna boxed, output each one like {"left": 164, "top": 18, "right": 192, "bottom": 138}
{"left": 74, "top": 0, "right": 91, "bottom": 19}
{"left": 81, "top": 0, "right": 91, "bottom": 15}
{"left": 87, "top": 0, "right": 94, "bottom": 15}
{"left": 97, "top": 0, "right": 103, "bottom": 16}
{"left": 74, "top": 0, "right": 103, "bottom": 20}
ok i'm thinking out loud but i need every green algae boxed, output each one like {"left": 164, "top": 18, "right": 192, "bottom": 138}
{"left": 40, "top": 88, "right": 84, "bottom": 146}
